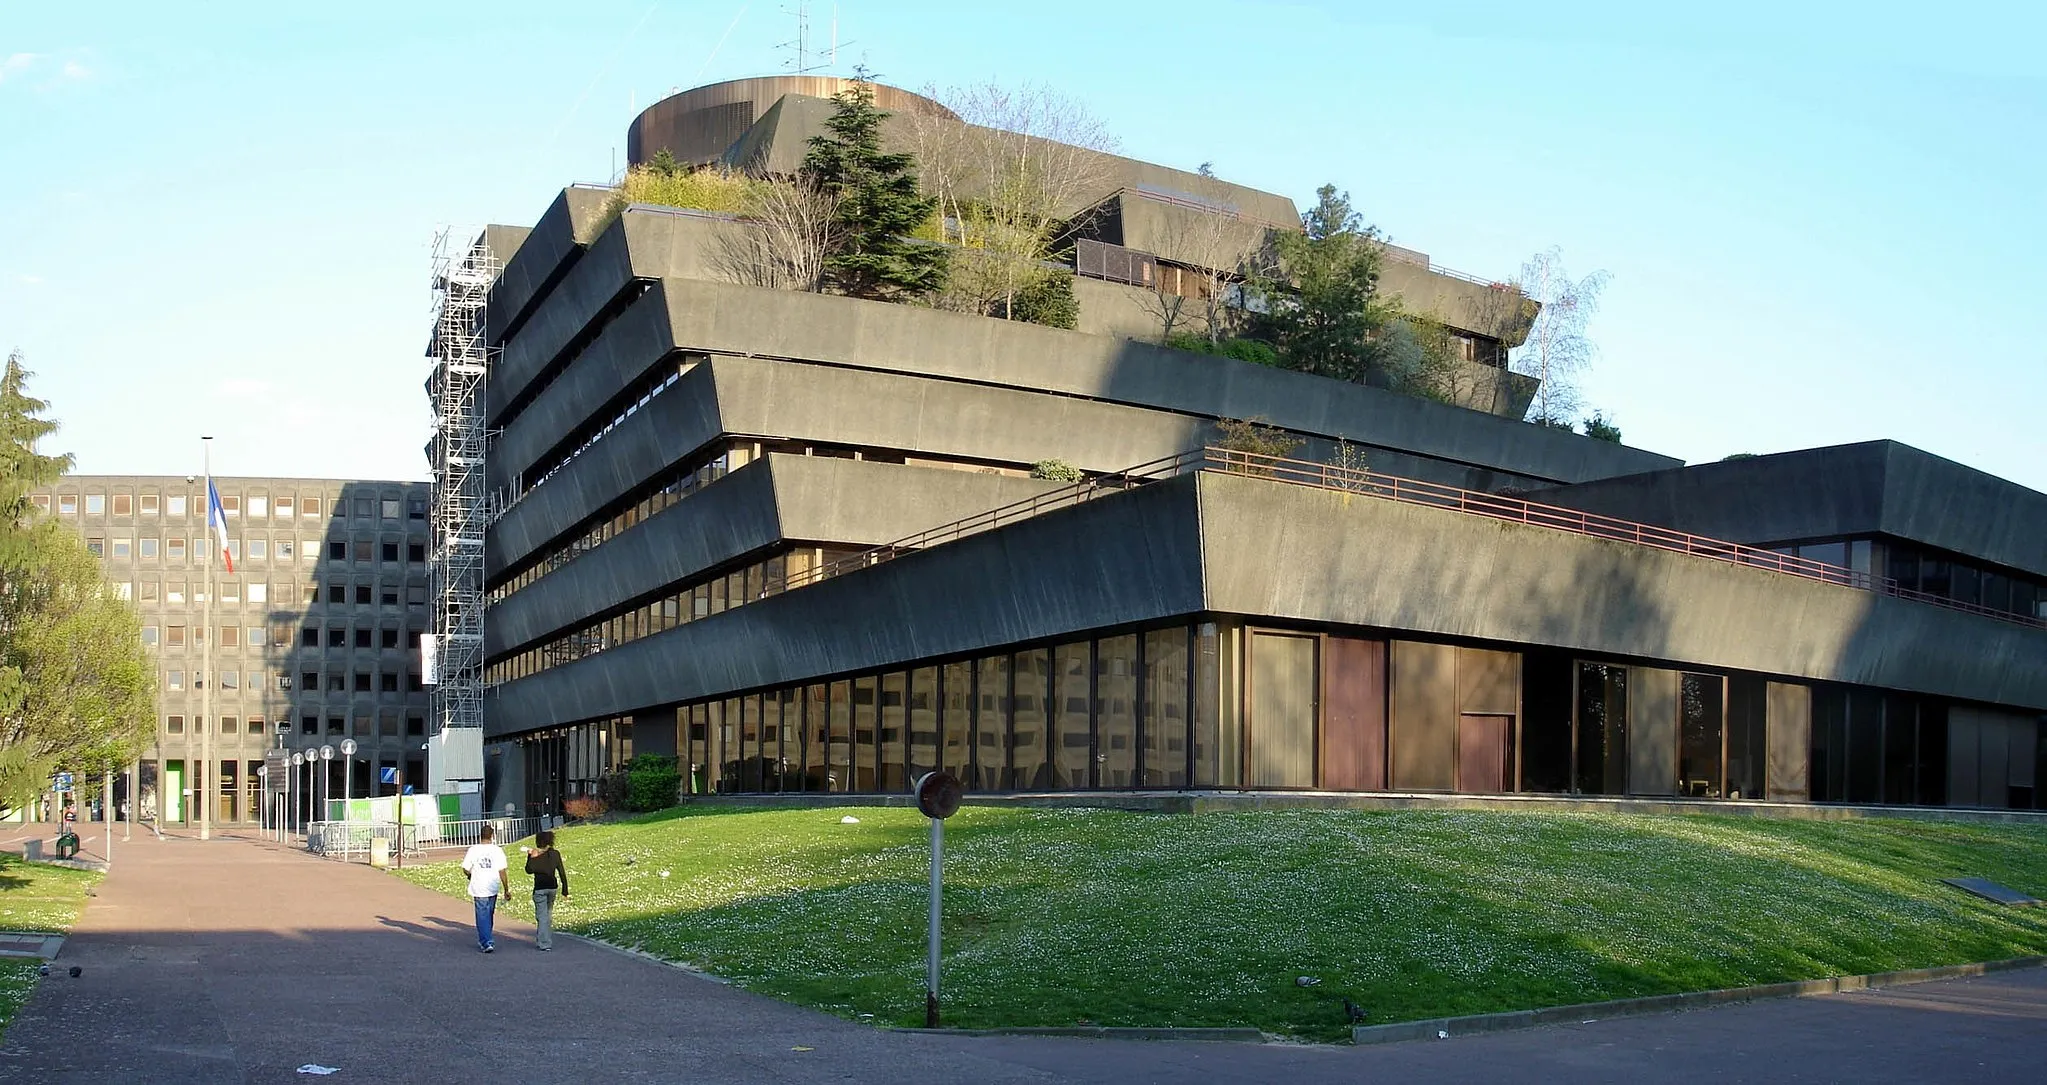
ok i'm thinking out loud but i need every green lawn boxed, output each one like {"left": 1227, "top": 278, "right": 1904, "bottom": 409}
{"left": 0, "top": 853, "right": 101, "bottom": 1038}
{"left": 396, "top": 807, "right": 2047, "bottom": 1040}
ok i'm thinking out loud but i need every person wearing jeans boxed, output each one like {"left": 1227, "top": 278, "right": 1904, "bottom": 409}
{"left": 460, "top": 824, "right": 511, "bottom": 953}
{"left": 523, "top": 829, "right": 571, "bottom": 951}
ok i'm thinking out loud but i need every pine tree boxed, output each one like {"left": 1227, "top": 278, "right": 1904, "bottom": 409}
{"left": 802, "top": 73, "right": 948, "bottom": 301}
{"left": 1249, "top": 185, "right": 1397, "bottom": 383}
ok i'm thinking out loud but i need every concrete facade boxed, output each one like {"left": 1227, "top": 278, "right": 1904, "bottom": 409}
{"left": 36, "top": 475, "right": 433, "bottom": 825}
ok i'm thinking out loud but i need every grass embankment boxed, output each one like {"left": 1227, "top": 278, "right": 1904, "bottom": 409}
{"left": 0, "top": 853, "right": 100, "bottom": 1037}
{"left": 397, "top": 807, "right": 2047, "bottom": 1040}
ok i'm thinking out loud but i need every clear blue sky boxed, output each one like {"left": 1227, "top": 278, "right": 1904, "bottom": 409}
{"left": 4, "top": 1, "right": 2042, "bottom": 489}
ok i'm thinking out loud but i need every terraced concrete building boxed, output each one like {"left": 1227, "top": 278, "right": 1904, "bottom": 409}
{"left": 473, "top": 76, "right": 2047, "bottom": 815}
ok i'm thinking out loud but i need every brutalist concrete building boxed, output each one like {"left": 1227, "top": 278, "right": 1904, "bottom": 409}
{"left": 37, "top": 476, "right": 434, "bottom": 824}
{"left": 474, "top": 77, "right": 2047, "bottom": 815}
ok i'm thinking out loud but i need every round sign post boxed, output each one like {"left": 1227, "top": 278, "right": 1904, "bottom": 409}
{"left": 290, "top": 752, "right": 304, "bottom": 838}
{"left": 914, "top": 771, "right": 964, "bottom": 1028}
{"left": 340, "top": 739, "right": 358, "bottom": 810}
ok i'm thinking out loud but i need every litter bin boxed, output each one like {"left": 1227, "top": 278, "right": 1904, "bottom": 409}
{"left": 54, "top": 832, "right": 79, "bottom": 860}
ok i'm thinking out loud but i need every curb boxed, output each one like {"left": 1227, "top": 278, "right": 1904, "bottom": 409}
{"left": 1350, "top": 955, "right": 2047, "bottom": 1046}
{"left": 892, "top": 1026, "right": 1266, "bottom": 1042}
{"left": 555, "top": 930, "right": 734, "bottom": 985}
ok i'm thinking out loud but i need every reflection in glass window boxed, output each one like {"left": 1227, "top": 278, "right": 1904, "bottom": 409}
{"left": 1575, "top": 663, "right": 1628, "bottom": 795}
{"left": 1142, "top": 628, "right": 1190, "bottom": 787}
{"left": 1097, "top": 635, "right": 1138, "bottom": 788}
{"left": 1010, "top": 650, "right": 1048, "bottom": 790}
{"left": 1053, "top": 642, "right": 1091, "bottom": 789}
{"left": 909, "top": 666, "right": 940, "bottom": 783}
{"left": 1677, "top": 673, "right": 1724, "bottom": 798}
{"left": 880, "top": 671, "right": 908, "bottom": 792}
{"left": 975, "top": 655, "right": 1010, "bottom": 791}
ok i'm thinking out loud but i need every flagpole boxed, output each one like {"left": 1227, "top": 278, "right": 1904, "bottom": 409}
{"left": 199, "top": 437, "right": 213, "bottom": 842}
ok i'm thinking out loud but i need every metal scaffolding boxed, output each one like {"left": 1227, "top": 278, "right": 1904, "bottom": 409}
{"left": 427, "top": 229, "right": 498, "bottom": 738}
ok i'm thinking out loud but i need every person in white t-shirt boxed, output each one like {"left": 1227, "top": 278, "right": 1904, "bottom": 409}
{"left": 460, "top": 825, "right": 512, "bottom": 953}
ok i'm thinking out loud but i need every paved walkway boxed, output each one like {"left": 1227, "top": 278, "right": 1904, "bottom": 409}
{"left": 2, "top": 832, "right": 2045, "bottom": 1083}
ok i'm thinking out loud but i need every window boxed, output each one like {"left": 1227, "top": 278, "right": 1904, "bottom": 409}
{"left": 380, "top": 628, "right": 399, "bottom": 649}
{"left": 167, "top": 669, "right": 183, "bottom": 690}
{"left": 86, "top": 537, "right": 104, "bottom": 556}
{"left": 275, "top": 498, "right": 293, "bottom": 518}
{"left": 247, "top": 627, "right": 266, "bottom": 647}
{"left": 328, "top": 540, "right": 347, "bottom": 561}
{"left": 327, "top": 583, "right": 346, "bottom": 604}
{"left": 58, "top": 494, "right": 77, "bottom": 515}
{"left": 141, "top": 626, "right": 159, "bottom": 646}
{"left": 328, "top": 716, "right": 345, "bottom": 735}
{"left": 248, "top": 539, "right": 267, "bottom": 560}
{"left": 354, "top": 497, "right": 373, "bottom": 519}
{"left": 301, "top": 671, "right": 319, "bottom": 690}
{"left": 167, "top": 626, "right": 187, "bottom": 648}
{"left": 277, "top": 540, "right": 294, "bottom": 560}
{"left": 30, "top": 494, "right": 48, "bottom": 512}
{"left": 139, "top": 494, "right": 159, "bottom": 515}
{"left": 110, "top": 538, "right": 131, "bottom": 558}
{"left": 355, "top": 672, "right": 372, "bottom": 692}
{"left": 248, "top": 716, "right": 266, "bottom": 735}
{"left": 327, "top": 673, "right": 345, "bottom": 692}
{"left": 167, "top": 715, "right": 185, "bottom": 734}
{"left": 408, "top": 498, "right": 426, "bottom": 521}
{"left": 220, "top": 670, "right": 239, "bottom": 690}
{"left": 407, "top": 672, "right": 423, "bottom": 692}
{"left": 85, "top": 494, "right": 105, "bottom": 514}
{"left": 353, "top": 627, "right": 372, "bottom": 648}
{"left": 220, "top": 581, "right": 239, "bottom": 603}
{"left": 302, "top": 584, "right": 318, "bottom": 603}
{"left": 140, "top": 538, "right": 159, "bottom": 559}
{"left": 302, "top": 497, "right": 321, "bottom": 518}
{"left": 406, "top": 584, "right": 427, "bottom": 605}
{"left": 219, "top": 495, "right": 239, "bottom": 517}
{"left": 380, "top": 585, "right": 398, "bottom": 606}
{"left": 355, "top": 583, "right": 372, "bottom": 605}
{"left": 380, "top": 672, "right": 398, "bottom": 693}
{"left": 407, "top": 542, "right": 425, "bottom": 563}
{"left": 220, "top": 626, "right": 240, "bottom": 647}
{"left": 353, "top": 540, "right": 373, "bottom": 563}
{"left": 224, "top": 540, "right": 241, "bottom": 563}
{"left": 303, "top": 540, "right": 318, "bottom": 561}
{"left": 302, "top": 715, "right": 319, "bottom": 735}
{"left": 141, "top": 581, "right": 159, "bottom": 602}
{"left": 166, "top": 538, "right": 186, "bottom": 561}
{"left": 381, "top": 542, "right": 399, "bottom": 563}
{"left": 115, "top": 583, "right": 132, "bottom": 601}
{"left": 247, "top": 583, "right": 267, "bottom": 604}
{"left": 112, "top": 494, "right": 132, "bottom": 515}
{"left": 166, "top": 495, "right": 185, "bottom": 517}
{"left": 327, "top": 626, "right": 346, "bottom": 647}
{"left": 406, "top": 714, "right": 425, "bottom": 735}
{"left": 301, "top": 627, "right": 319, "bottom": 647}
{"left": 276, "top": 673, "right": 292, "bottom": 691}
{"left": 248, "top": 496, "right": 267, "bottom": 518}
{"left": 381, "top": 498, "right": 401, "bottom": 519}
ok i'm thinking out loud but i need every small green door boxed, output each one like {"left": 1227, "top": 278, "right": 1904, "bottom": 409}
{"left": 164, "top": 761, "right": 184, "bottom": 823}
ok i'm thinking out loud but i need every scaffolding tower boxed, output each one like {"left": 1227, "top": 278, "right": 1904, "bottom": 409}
{"left": 426, "top": 229, "right": 498, "bottom": 739}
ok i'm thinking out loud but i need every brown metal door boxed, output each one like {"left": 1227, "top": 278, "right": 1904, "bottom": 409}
{"left": 1320, "top": 637, "right": 1386, "bottom": 791}
{"left": 1457, "top": 714, "right": 1512, "bottom": 794}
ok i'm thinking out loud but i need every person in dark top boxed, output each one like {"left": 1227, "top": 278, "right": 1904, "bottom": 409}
{"left": 523, "top": 830, "right": 570, "bottom": 951}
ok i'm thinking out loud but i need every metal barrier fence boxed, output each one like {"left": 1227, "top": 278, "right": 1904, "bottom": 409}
{"left": 305, "top": 816, "right": 551, "bottom": 862}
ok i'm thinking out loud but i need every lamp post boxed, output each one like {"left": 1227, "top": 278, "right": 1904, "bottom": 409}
{"left": 256, "top": 764, "right": 268, "bottom": 837}
{"left": 290, "top": 751, "right": 304, "bottom": 836}
{"left": 340, "top": 738, "right": 357, "bottom": 814}
{"left": 319, "top": 745, "right": 334, "bottom": 823}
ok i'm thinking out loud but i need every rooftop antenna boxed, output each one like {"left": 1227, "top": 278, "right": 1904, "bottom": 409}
{"left": 778, "top": 0, "right": 851, "bottom": 74}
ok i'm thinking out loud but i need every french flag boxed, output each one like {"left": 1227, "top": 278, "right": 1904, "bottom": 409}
{"left": 206, "top": 480, "right": 235, "bottom": 574}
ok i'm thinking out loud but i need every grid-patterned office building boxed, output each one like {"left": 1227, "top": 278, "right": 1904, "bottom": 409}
{"left": 36, "top": 475, "right": 433, "bottom": 824}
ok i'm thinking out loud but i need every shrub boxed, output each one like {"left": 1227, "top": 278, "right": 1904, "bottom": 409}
{"left": 1581, "top": 413, "right": 1623, "bottom": 443}
{"left": 1030, "top": 459, "right": 1084, "bottom": 482}
{"left": 623, "top": 754, "right": 683, "bottom": 813}
{"left": 1215, "top": 417, "right": 1303, "bottom": 459}
{"left": 562, "top": 795, "right": 608, "bottom": 821}
{"left": 1166, "top": 333, "right": 1280, "bottom": 368}
{"left": 1013, "top": 270, "right": 1079, "bottom": 329}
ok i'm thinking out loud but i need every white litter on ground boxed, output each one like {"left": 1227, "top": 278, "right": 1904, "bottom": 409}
{"left": 296, "top": 1065, "right": 340, "bottom": 1076}
{"left": 840, "top": 816, "right": 860, "bottom": 824}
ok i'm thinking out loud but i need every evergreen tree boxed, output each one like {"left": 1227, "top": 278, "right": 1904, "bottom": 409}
{"left": 802, "top": 73, "right": 948, "bottom": 301}
{"left": 0, "top": 352, "right": 154, "bottom": 812}
{"left": 1249, "top": 185, "right": 1397, "bottom": 383}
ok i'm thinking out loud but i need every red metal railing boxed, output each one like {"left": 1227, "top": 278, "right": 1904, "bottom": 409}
{"left": 749, "top": 445, "right": 2046, "bottom": 632}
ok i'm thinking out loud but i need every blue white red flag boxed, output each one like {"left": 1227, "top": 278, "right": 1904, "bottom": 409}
{"left": 206, "top": 479, "right": 235, "bottom": 573}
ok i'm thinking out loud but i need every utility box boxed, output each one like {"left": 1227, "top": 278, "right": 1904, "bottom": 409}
{"left": 370, "top": 836, "right": 391, "bottom": 868}
{"left": 427, "top": 727, "right": 484, "bottom": 800}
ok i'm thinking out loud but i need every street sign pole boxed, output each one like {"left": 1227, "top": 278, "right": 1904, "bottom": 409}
{"left": 912, "top": 771, "right": 964, "bottom": 1029}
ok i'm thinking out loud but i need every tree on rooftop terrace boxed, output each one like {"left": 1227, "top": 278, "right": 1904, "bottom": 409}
{"left": 1511, "top": 246, "right": 1611, "bottom": 427}
{"left": 1247, "top": 185, "right": 1400, "bottom": 383}
{"left": 803, "top": 71, "right": 949, "bottom": 301}
{"left": 1138, "top": 163, "right": 1279, "bottom": 348}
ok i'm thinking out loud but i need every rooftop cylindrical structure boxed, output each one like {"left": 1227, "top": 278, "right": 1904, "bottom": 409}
{"left": 626, "top": 76, "right": 956, "bottom": 168}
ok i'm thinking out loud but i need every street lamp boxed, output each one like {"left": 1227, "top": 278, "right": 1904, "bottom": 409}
{"left": 319, "top": 745, "right": 334, "bottom": 823}
{"left": 289, "top": 751, "right": 304, "bottom": 835}
{"left": 257, "top": 764, "right": 269, "bottom": 836}
{"left": 340, "top": 738, "right": 358, "bottom": 812}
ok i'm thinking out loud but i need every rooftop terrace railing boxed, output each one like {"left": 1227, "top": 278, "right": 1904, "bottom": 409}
{"left": 750, "top": 446, "right": 2045, "bottom": 632}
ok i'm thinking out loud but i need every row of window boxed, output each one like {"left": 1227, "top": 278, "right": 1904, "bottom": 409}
{"left": 1765, "top": 537, "right": 2045, "bottom": 621}
{"left": 486, "top": 545, "right": 866, "bottom": 686}
{"left": 159, "top": 712, "right": 427, "bottom": 738}
{"left": 126, "top": 578, "right": 427, "bottom": 610}
{"left": 159, "top": 667, "right": 424, "bottom": 694}
{"left": 148, "top": 621, "right": 423, "bottom": 651}
{"left": 40, "top": 491, "right": 423, "bottom": 521}
{"left": 491, "top": 447, "right": 735, "bottom": 603}
{"left": 86, "top": 536, "right": 428, "bottom": 566}
{"left": 299, "top": 624, "right": 428, "bottom": 650}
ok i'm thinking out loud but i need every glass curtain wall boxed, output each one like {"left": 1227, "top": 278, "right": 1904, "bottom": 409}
{"left": 1575, "top": 663, "right": 1628, "bottom": 795}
